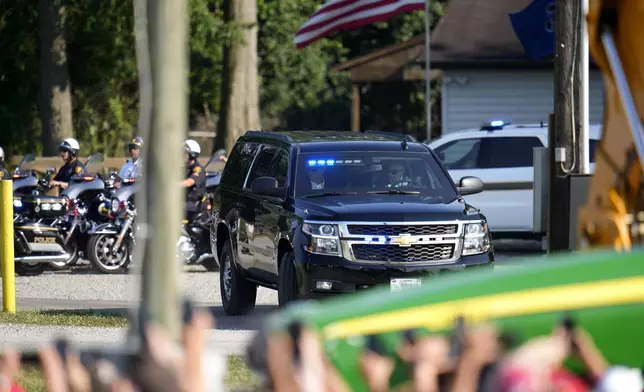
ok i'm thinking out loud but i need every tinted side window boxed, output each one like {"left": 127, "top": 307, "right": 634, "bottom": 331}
{"left": 432, "top": 138, "right": 482, "bottom": 170}
{"left": 220, "top": 142, "right": 259, "bottom": 188}
{"left": 245, "top": 145, "right": 279, "bottom": 188}
{"left": 480, "top": 137, "right": 544, "bottom": 168}
{"left": 271, "top": 150, "right": 289, "bottom": 189}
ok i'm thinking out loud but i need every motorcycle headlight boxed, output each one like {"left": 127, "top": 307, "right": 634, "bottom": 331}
{"left": 302, "top": 222, "right": 341, "bottom": 256}
{"left": 110, "top": 198, "right": 121, "bottom": 214}
{"left": 462, "top": 222, "right": 490, "bottom": 256}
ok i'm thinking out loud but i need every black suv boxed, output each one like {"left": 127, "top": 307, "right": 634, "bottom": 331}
{"left": 211, "top": 130, "right": 494, "bottom": 315}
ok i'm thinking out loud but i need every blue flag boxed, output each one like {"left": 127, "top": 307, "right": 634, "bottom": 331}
{"left": 509, "top": 0, "right": 556, "bottom": 60}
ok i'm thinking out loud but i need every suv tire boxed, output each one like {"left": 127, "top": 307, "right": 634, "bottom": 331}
{"left": 278, "top": 252, "right": 298, "bottom": 307}
{"left": 220, "top": 240, "right": 257, "bottom": 315}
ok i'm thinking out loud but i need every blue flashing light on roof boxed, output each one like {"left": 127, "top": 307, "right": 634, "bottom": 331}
{"left": 481, "top": 118, "right": 512, "bottom": 131}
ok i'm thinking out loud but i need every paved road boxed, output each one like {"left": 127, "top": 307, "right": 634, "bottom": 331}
{"left": 1, "top": 241, "right": 545, "bottom": 355}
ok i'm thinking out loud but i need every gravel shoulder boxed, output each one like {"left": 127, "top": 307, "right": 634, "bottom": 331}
{"left": 0, "top": 324, "right": 255, "bottom": 355}
{"left": 11, "top": 262, "right": 278, "bottom": 305}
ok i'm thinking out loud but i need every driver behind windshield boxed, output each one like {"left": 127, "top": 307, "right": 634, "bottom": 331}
{"left": 50, "top": 138, "right": 85, "bottom": 190}
{"left": 308, "top": 166, "right": 326, "bottom": 190}
{"left": 382, "top": 161, "right": 411, "bottom": 188}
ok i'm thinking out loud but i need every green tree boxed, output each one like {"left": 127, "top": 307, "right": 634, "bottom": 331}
{"left": 1, "top": 0, "right": 450, "bottom": 156}
{"left": 214, "top": 0, "right": 262, "bottom": 152}
{"left": 0, "top": 0, "right": 41, "bottom": 156}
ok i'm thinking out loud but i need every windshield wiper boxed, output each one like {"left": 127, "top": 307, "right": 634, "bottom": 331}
{"left": 368, "top": 189, "right": 421, "bottom": 195}
{"left": 304, "top": 191, "right": 358, "bottom": 198}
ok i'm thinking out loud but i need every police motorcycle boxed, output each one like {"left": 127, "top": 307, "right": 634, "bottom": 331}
{"left": 176, "top": 151, "right": 226, "bottom": 270}
{"left": 85, "top": 151, "right": 226, "bottom": 273}
{"left": 52, "top": 152, "right": 110, "bottom": 270}
{"left": 11, "top": 156, "right": 75, "bottom": 276}
{"left": 86, "top": 177, "right": 136, "bottom": 274}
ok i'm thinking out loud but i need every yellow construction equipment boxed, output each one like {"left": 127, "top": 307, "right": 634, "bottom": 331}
{"left": 578, "top": 0, "right": 644, "bottom": 251}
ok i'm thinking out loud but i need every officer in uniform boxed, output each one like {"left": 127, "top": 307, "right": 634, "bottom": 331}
{"left": 180, "top": 139, "right": 206, "bottom": 221}
{"left": 0, "top": 147, "right": 9, "bottom": 180}
{"left": 50, "top": 138, "right": 85, "bottom": 190}
{"left": 116, "top": 136, "right": 144, "bottom": 187}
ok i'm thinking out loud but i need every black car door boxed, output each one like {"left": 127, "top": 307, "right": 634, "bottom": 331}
{"left": 253, "top": 148, "right": 289, "bottom": 281}
{"left": 243, "top": 144, "right": 280, "bottom": 277}
{"left": 218, "top": 141, "right": 260, "bottom": 271}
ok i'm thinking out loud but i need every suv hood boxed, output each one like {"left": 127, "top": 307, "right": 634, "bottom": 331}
{"left": 295, "top": 195, "right": 482, "bottom": 222}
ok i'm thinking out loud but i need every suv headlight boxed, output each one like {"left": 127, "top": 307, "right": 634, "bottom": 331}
{"left": 302, "top": 222, "right": 341, "bottom": 256}
{"left": 462, "top": 222, "right": 490, "bottom": 255}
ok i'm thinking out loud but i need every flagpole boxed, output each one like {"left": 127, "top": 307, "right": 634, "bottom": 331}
{"left": 424, "top": 0, "right": 432, "bottom": 141}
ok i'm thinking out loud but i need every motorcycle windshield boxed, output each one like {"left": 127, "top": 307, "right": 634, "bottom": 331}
{"left": 204, "top": 149, "right": 227, "bottom": 175}
{"left": 82, "top": 152, "right": 105, "bottom": 175}
{"left": 14, "top": 154, "right": 35, "bottom": 174}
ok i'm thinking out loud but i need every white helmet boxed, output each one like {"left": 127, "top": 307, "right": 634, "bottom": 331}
{"left": 184, "top": 139, "right": 201, "bottom": 158}
{"left": 59, "top": 138, "right": 80, "bottom": 156}
{"left": 0, "top": 147, "right": 4, "bottom": 162}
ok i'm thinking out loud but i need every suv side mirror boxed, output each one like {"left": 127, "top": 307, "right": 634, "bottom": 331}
{"left": 458, "top": 176, "right": 483, "bottom": 196}
{"left": 251, "top": 177, "right": 282, "bottom": 197}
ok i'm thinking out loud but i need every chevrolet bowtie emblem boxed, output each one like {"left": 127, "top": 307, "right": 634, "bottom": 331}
{"left": 391, "top": 234, "right": 417, "bottom": 247}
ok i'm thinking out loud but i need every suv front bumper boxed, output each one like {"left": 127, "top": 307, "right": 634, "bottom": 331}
{"left": 293, "top": 249, "right": 494, "bottom": 299}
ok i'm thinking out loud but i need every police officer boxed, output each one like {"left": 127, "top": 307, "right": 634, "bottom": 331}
{"left": 0, "top": 147, "right": 9, "bottom": 180}
{"left": 50, "top": 138, "right": 85, "bottom": 190}
{"left": 180, "top": 139, "right": 206, "bottom": 221}
{"left": 116, "top": 136, "right": 144, "bottom": 186}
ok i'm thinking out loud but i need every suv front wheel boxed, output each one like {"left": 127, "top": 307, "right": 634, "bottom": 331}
{"left": 219, "top": 240, "right": 257, "bottom": 315}
{"left": 278, "top": 252, "right": 299, "bottom": 307}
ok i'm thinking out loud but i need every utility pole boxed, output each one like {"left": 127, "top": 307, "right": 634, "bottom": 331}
{"left": 140, "top": 0, "right": 188, "bottom": 340}
{"left": 549, "top": 0, "right": 577, "bottom": 252}
{"left": 424, "top": 0, "right": 432, "bottom": 141}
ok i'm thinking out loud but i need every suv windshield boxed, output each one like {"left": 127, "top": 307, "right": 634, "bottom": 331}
{"left": 295, "top": 151, "right": 457, "bottom": 199}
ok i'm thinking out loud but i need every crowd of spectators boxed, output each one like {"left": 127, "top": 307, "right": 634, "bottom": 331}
{"left": 1, "top": 309, "right": 643, "bottom": 392}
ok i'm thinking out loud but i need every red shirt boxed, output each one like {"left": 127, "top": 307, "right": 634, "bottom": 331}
{"left": 499, "top": 367, "right": 589, "bottom": 392}
{"left": 10, "top": 383, "right": 25, "bottom": 392}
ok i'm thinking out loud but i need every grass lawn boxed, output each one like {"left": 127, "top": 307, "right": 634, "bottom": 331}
{"left": 1, "top": 311, "right": 259, "bottom": 390}
{"left": 0, "top": 310, "right": 128, "bottom": 328}
{"left": 18, "top": 356, "right": 258, "bottom": 391}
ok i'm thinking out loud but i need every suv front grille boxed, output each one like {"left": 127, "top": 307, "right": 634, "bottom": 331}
{"left": 347, "top": 224, "right": 457, "bottom": 236}
{"left": 351, "top": 244, "right": 454, "bottom": 263}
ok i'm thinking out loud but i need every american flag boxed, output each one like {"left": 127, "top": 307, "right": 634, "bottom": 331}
{"left": 295, "top": 0, "right": 426, "bottom": 49}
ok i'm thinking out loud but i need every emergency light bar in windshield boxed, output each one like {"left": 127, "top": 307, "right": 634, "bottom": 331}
{"left": 307, "top": 159, "right": 363, "bottom": 167}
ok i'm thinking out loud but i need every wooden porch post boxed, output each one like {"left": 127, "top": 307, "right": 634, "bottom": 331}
{"left": 351, "top": 83, "right": 360, "bottom": 132}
